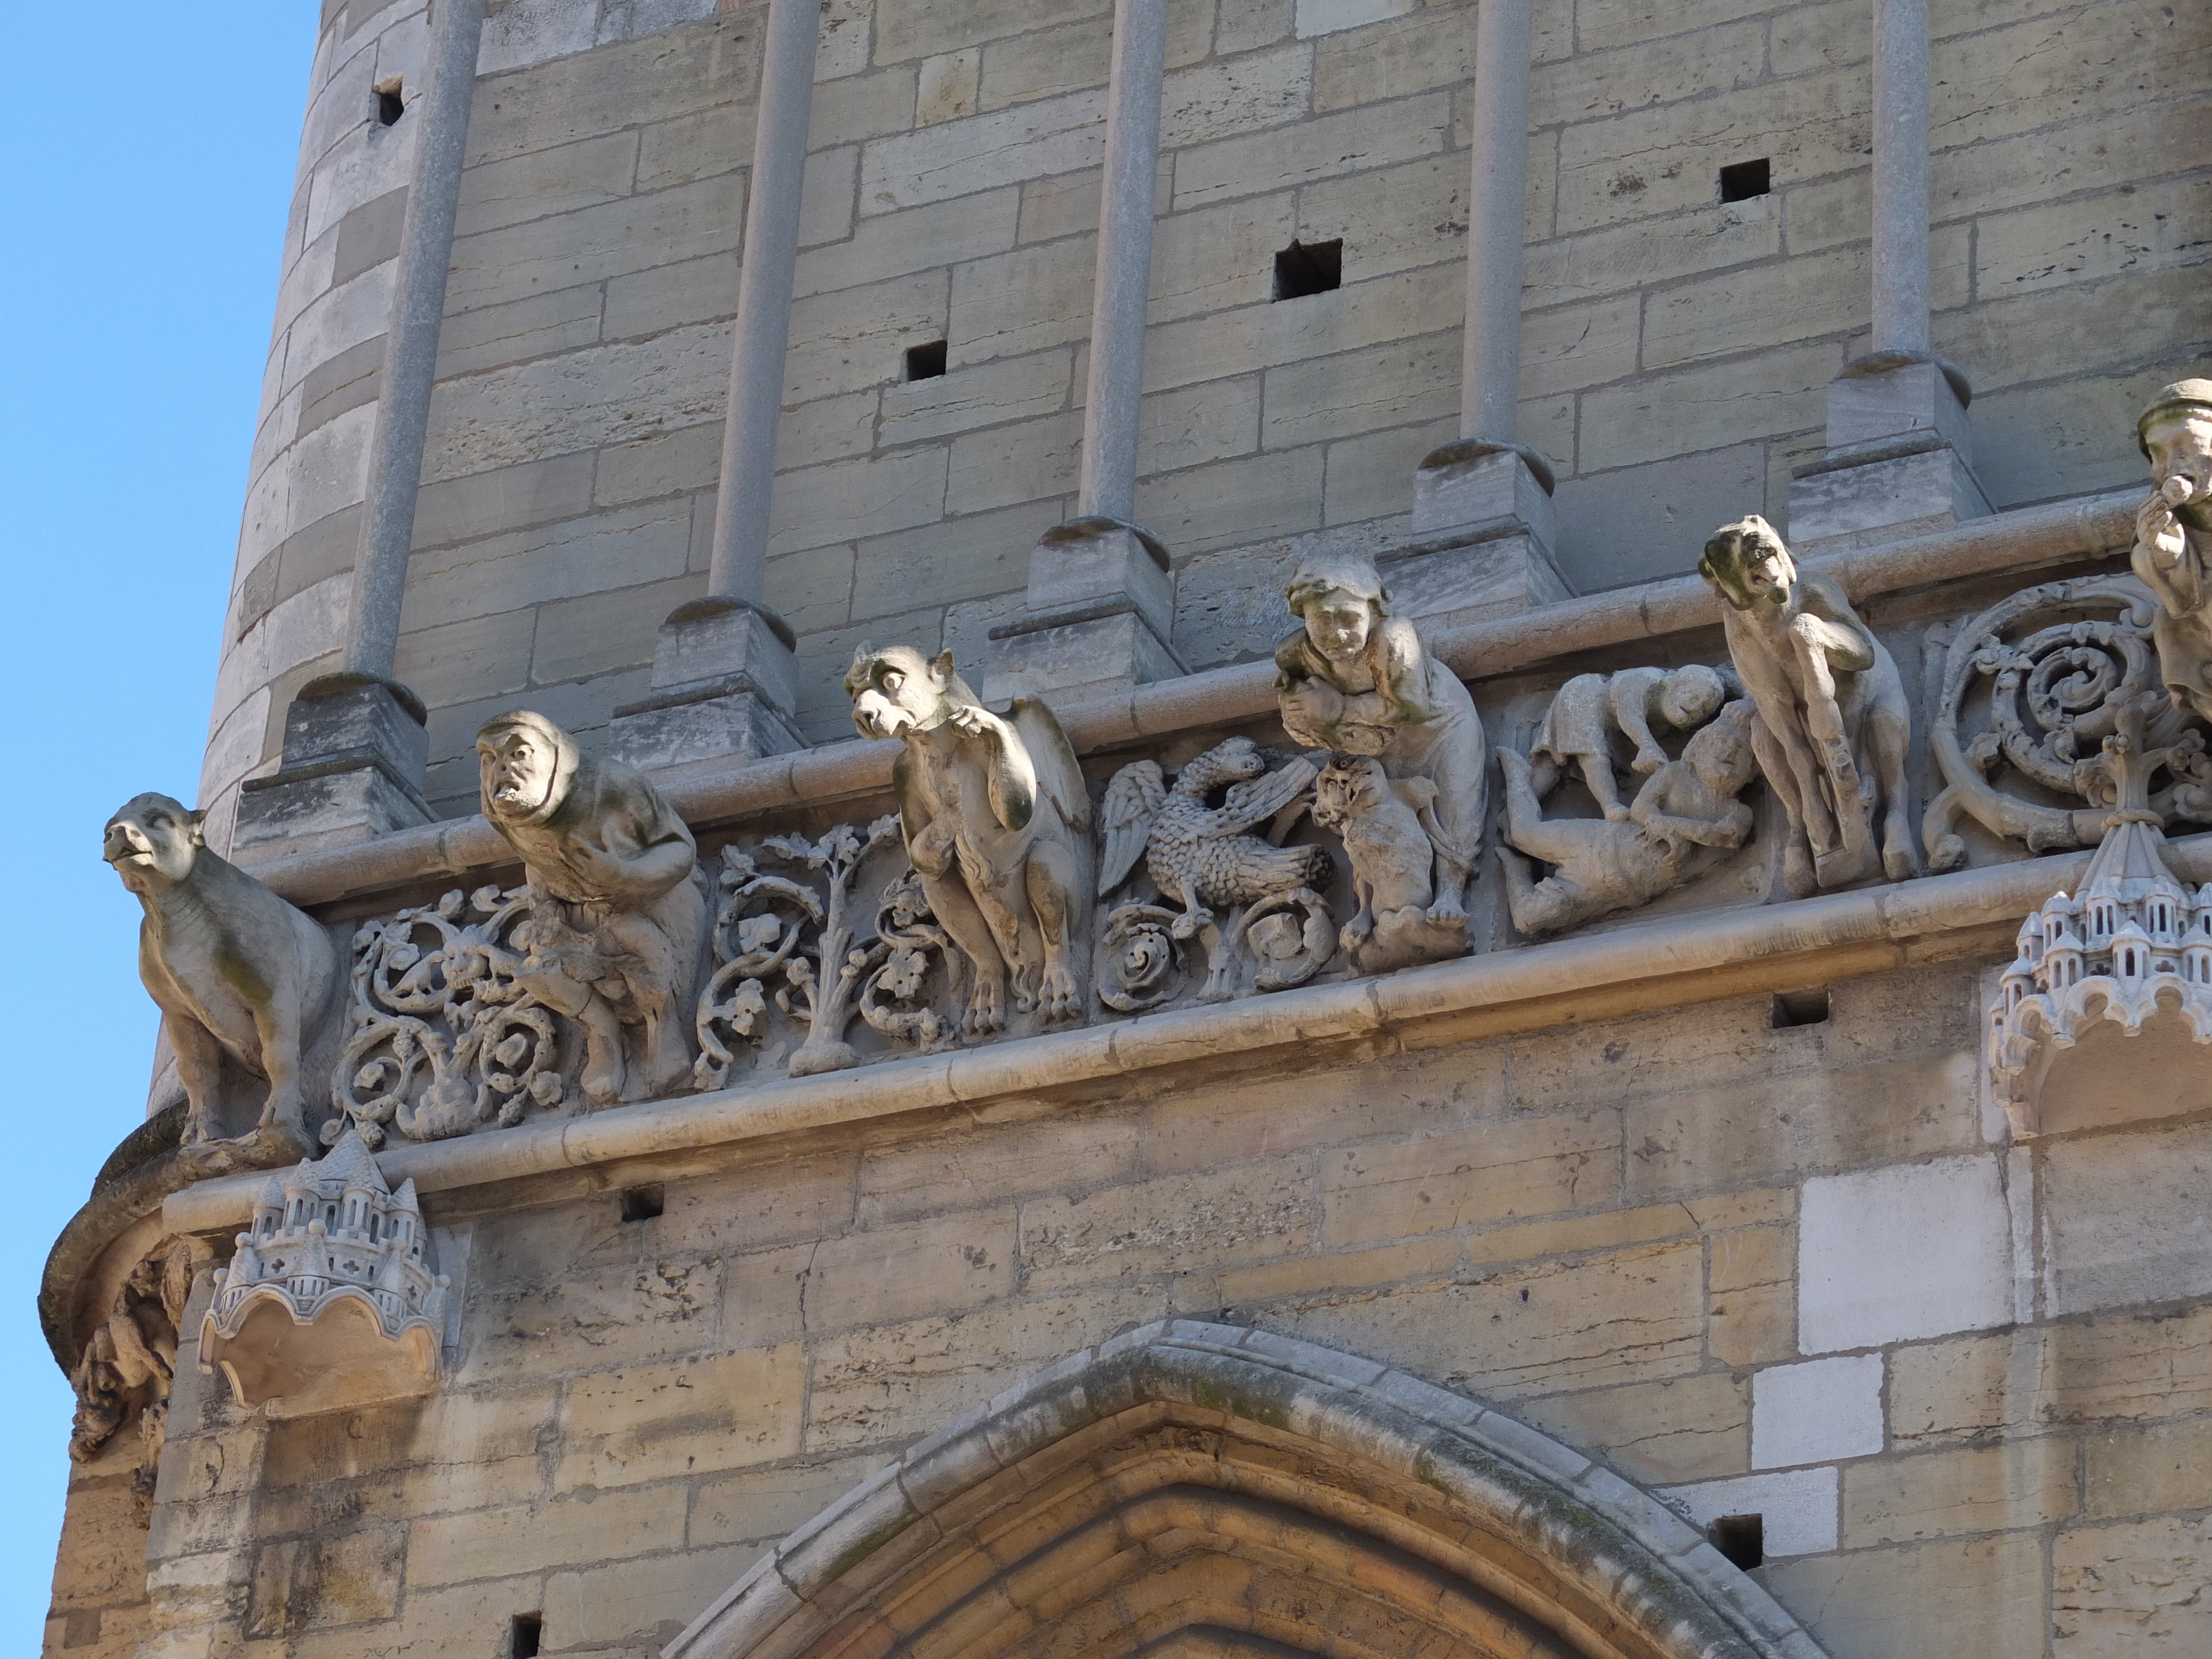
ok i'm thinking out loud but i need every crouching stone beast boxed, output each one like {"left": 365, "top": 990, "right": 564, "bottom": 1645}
{"left": 103, "top": 794, "right": 337, "bottom": 1146}
{"left": 845, "top": 645, "right": 1094, "bottom": 1031}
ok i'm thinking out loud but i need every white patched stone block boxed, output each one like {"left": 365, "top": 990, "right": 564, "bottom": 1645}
{"left": 1295, "top": 0, "right": 1418, "bottom": 39}
{"left": 1658, "top": 1467, "right": 1840, "bottom": 1559}
{"left": 1798, "top": 1157, "right": 2013, "bottom": 1355}
{"left": 1751, "top": 1355, "right": 1884, "bottom": 1469}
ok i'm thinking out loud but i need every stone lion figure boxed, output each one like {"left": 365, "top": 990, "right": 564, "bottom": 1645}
{"left": 103, "top": 792, "right": 338, "bottom": 1146}
{"left": 845, "top": 644, "right": 1094, "bottom": 1031}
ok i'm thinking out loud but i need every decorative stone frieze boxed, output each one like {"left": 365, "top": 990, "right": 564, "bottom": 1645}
{"left": 200, "top": 1130, "right": 447, "bottom": 1417}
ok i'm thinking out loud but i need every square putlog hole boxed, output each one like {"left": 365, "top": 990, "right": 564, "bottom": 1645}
{"left": 620, "top": 1183, "right": 665, "bottom": 1223}
{"left": 905, "top": 339, "right": 948, "bottom": 380}
{"left": 1771, "top": 987, "right": 1830, "bottom": 1029}
{"left": 1719, "top": 157, "right": 1770, "bottom": 202}
{"left": 1272, "top": 239, "right": 1342, "bottom": 301}
{"left": 1708, "top": 1514, "right": 1764, "bottom": 1571}
{"left": 374, "top": 75, "right": 404, "bottom": 127}
{"left": 510, "top": 1614, "right": 544, "bottom": 1658}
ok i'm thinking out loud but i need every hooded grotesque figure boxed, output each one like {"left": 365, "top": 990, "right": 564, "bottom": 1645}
{"left": 2132, "top": 379, "right": 2212, "bottom": 722}
{"left": 476, "top": 712, "right": 707, "bottom": 1105}
{"left": 1274, "top": 550, "right": 1485, "bottom": 935}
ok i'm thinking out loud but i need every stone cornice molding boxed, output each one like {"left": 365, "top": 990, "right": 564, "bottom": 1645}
{"left": 238, "top": 492, "right": 2138, "bottom": 914}
{"left": 161, "top": 828, "right": 2208, "bottom": 1237}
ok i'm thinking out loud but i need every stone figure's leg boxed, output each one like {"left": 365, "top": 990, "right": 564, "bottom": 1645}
{"left": 1751, "top": 719, "right": 1818, "bottom": 898}
{"left": 920, "top": 872, "right": 1008, "bottom": 1035}
{"left": 1867, "top": 704, "right": 1919, "bottom": 880}
{"left": 520, "top": 959, "right": 626, "bottom": 1104}
{"left": 166, "top": 1016, "right": 226, "bottom": 1146}
{"left": 1500, "top": 750, "right": 1610, "bottom": 871}
{"left": 1498, "top": 847, "right": 1581, "bottom": 937}
{"left": 1023, "top": 841, "right": 1085, "bottom": 1024}
{"left": 602, "top": 915, "right": 693, "bottom": 1098}
{"left": 250, "top": 988, "right": 310, "bottom": 1134}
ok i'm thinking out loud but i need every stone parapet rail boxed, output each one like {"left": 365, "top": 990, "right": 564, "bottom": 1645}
{"left": 163, "top": 824, "right": 2203, "bottom": 1238}
{"left": 241, "top": 490, "right": 2139, "bottom": 912}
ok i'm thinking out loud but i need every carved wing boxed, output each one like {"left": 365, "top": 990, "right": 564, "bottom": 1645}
{"left": 1208, "top": 755, "right": 1319, "bottom": 838}
{"left": 1099, "top": 760, "right": 1166, "bottom": 894}
{"left": 1009, "top": 697, "right": 1095, "bottom": 838}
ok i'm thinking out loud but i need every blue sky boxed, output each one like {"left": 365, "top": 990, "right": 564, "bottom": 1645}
{"left": 0, "top": 8, "right": 314, "bottom": 1641}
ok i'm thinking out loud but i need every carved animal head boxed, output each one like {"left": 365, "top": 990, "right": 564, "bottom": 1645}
{"left": 1659, "top": 664, "right": 1728, "bottom": 732}
{"left": 1285, "top": 552, "right": 1389, "bottom": 664}
{"left": 2139, "top": 380, "right": 2212, "bottom": 529}
{"left": 104, "top": 793, "right": 205, "bottom": 894}
{"left": 1311, "top": 754, "right": 1390, "bottom": 830}
{"left": 476, "top": 711, "right": 580, "bottom": 826}
{"left": 844, "top": 643, "right": 975, "bottom": 742}
{"left": 1173, "top": 736, "right": 1267, "bottom": 796}
{"left": 1682, "top": 700, "right": 1761, "bottom": 795}
{"left": 1699, "top": 516, "right": 1798, "bottom": 613}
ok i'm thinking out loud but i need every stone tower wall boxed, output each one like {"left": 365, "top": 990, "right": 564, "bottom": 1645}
{"left": 202, "top": 0, "right": 2210, "bottom": 834}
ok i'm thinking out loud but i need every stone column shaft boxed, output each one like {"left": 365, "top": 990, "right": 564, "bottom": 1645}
{"left": 986, "top": 0, "right": 1180, "bottom": 703}
{"left": 1077, "top": 0, "right": 1170, "bottom": 524}
{"left": 1460, "top": 0, "right": 1533, "bottom": 448}
{"left": 1870, "top": 0, "right": 1932, "bottom": 356}
{"left": 707, "top": 0, "right": 820, "bottom": 608}
{"left": 344, "top": 0, "right": 486, "bottom": 681}
{"left": 607, "top": 0, "right": 814, "bottom": 770}
{"left": 1403, "top": 0, "right": 1563, "bottom": 624}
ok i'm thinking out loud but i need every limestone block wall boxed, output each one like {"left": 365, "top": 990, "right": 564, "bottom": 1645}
{"left": 202, "top": 0, "right": 2212, "bottom": 825}
{"left": 53, "top": 959, "right": 2212, "bottom": 1657}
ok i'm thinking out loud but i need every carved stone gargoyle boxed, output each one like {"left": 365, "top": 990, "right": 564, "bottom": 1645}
{"left": 845, "top": 644, "right": 1095, "bottom": 1031}
{"left": 103, "top": 792, "right": 337, "bottom": 1151}
{"left": 1699, "top": 517, "right": 1917, "bottom": 896}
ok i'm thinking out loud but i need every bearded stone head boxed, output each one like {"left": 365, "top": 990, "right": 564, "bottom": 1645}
{"left": 103, "top": 793, "right": 206, "bottom": 893}
{"left": 476, "top": 711, "right": 580, "bottom": 826}
{"left": 1700, "top": 515, "right": 1798, "bottom": 613}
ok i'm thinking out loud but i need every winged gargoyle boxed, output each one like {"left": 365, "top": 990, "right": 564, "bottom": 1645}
{"left": 1100, "top": 737, "right": 1331, "bottom": 936}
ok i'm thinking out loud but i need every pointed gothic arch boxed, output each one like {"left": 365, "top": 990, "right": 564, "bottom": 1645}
{"left": 669, "top": 1322, "right": 1824, "bottom": 1659}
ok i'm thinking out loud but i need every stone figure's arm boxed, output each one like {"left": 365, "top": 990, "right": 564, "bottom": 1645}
{"left": 1791, "top": 581, "right": 1877, "bottom": 675}
{"left": 1375, "top": 616, "right": 1443, "bottom": 726}
{"left": 2133, "top": 493, "right": 2202, "bottom": 615}
{"left": 1607, "top": 667, "right": 1668, "bottom": 764}
{"left": 575, "top": 793, "right": 696, "bottom": 902}
{"left": 946, "top": 701, "right": 1038, "bottom": 832}
{"left": 1630, "top": 773, "right": 1750, "bottom": 848}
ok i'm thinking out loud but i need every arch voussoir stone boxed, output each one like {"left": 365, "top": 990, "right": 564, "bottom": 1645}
{"left": 666, "top": 1321, "right": 1827, "bottom": 1659}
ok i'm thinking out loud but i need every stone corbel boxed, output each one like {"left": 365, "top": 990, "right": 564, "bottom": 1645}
{"left": 200, "top": 1131, "right": 447, "bottom": 1419}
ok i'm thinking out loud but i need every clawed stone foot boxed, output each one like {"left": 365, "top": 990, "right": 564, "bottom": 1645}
{"left": 964, "top": 978, "right": 1005, "bottom": 1036}
{"left": 1036, "top": 963, "right": 1082, "bottom": 1025}
{"left": 1169, "top": 907, "right": 1214, "bottom": 941}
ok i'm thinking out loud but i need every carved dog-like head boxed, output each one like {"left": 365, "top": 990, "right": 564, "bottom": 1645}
{"left": 846, "top": 644, "right": 973, "bottom": 742}
{"left": 1311, "top": 753, "right": 1389, "bottom": 830}
{"left": 104, "top": 792, "right": 205, "bottom": 894}
{"left": 1699, "top": 515, "right": 1798, "bottom": 613}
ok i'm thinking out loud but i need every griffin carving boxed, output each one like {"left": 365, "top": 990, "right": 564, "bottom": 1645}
{"left": 1100, "top": 738, "right": 1328, "bottom": 937}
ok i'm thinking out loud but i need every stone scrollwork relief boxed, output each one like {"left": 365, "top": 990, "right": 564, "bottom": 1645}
{"left": 1923, "top": 576, "right": 2212, "bottom": 870}
{"left": 691, "top": 843, "right": 823, "bottom": 1089}
{"left": 1097, "top": 737, "right": 1335, "bottom": 1006}
{"left": 201, "top": 1130, "right": 448, "bottom": 1418}
{"left": 331, "top": 884, "right": 565, "bottom": 1147}
{"left": 1701, "top": 516, "right": 1918, "bottom": 896}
